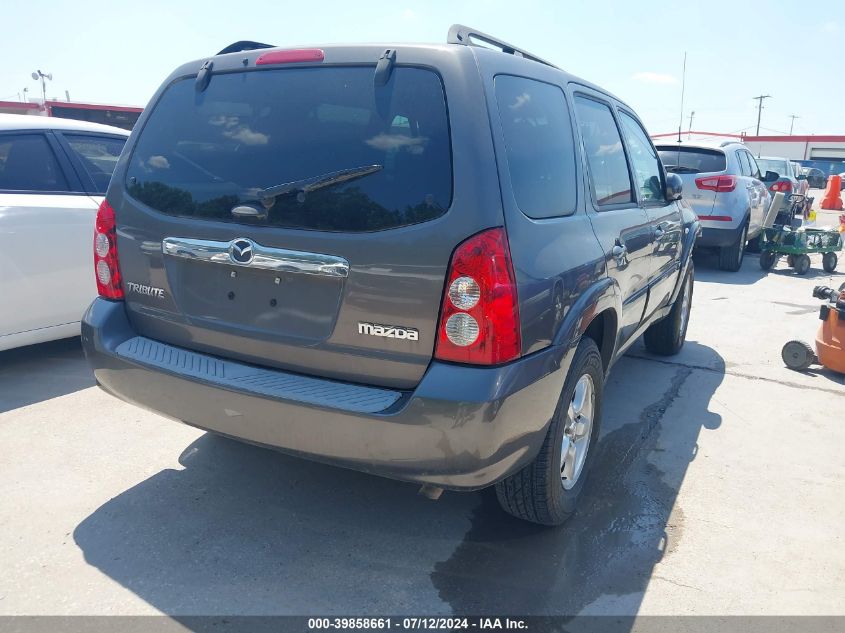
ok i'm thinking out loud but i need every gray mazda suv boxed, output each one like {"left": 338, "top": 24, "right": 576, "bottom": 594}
{"left": 82, "top": 26, "right": 699, "bottom": 525}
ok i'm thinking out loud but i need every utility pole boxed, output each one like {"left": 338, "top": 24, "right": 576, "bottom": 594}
{"left": 687, "top": 110, "right": 695, "bottom": 138}
{"left": 753, "top": 95, "right": 771, "bottom": 136}
{"left": 788, "top": 114, "right": 799, "bottom": 135}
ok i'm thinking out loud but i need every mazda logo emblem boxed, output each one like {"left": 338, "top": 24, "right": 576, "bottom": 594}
{"left": 229, "top": 238, "right": 254, "bottom": 264}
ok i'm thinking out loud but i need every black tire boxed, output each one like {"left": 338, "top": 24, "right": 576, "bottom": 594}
{"left": 822, "top": 252, "right": 838, "bottom": 273}
{"left": 718, "top": 223, "right": 747, "bottom": 272}
{"left": 787, "top": 255, "right": 795, "bottom": 267}
{"left": 794, "top": 254, "right": 811, "bottom": 275}
{"left": 759, "top": 251, "right": 777, "bottom": 270}
{"left": 495, "top": 337, "right": 603, "bottom": 526}
{"left": 782, "top": 340, "right": 816, "bottom": 371}
{"left": 643, "top": 263, "right": 694, "bottom": 356}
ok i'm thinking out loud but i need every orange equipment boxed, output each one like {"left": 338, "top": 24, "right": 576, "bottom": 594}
{"left": 820, "top": 175, "right": 843, "bottom": 211}
{"left": 782, "top": 284, "right": 845, "bottom": 374}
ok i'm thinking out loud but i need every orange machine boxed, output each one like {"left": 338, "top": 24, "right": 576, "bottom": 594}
{"left": 782, "top": 284, "right": 845, "bottom": 373}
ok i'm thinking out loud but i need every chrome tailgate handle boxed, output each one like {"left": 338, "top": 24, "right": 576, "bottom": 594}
{"left": 161, "top": 237, "right": 350, "bottom": 278}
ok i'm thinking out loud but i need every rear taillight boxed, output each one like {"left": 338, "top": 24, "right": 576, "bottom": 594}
{"left": 695, "top": 175, "right": 737, "bottom": 192}
{"left": 434, "top": 228, "right": 521, "bottom": 365}
{"left": 93, "top": 200, "right": 123, "bottom": 300}
{"left": 770, "top": 180, "right": 793, "bottom": 193}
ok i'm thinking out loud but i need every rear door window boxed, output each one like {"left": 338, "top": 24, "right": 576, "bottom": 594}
{"left": 573, "top": 96, "right": 632, "bottom": 206}
{"left": 0, "top": 133, "right": 69, "bottom": 193}
{"left": 63, "top": 134, "right": 126, "bottom": 193}
{"left": 656, "top": 146, "right": 727, "bottom": 173}
{"left": 494, "top": 75, "right": 576, "bottom": 218}
{"left": 745, "top": 152, "right": 761, "bottom": 179}
{"left": 126, "top": 66, "right": 452, "bottom": 232}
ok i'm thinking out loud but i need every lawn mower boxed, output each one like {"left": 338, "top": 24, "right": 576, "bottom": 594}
{"left": 782, "top": 283, "right": 845, "bottom": 374}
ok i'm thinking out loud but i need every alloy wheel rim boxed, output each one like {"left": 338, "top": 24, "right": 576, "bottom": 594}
{"left": 561, "top": 374, "right": 595, "bottom": 490}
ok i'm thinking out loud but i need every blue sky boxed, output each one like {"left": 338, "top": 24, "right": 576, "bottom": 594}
{"left": 2, "top": 0, "right": 843, "bottom": 136}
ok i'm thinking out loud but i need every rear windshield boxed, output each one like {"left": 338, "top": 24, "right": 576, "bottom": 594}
{"left": 657, "top": 146, "right": 726, "bottom": 174}
{"left": 126, "top": 66, "right": 452, "bottom": 232}
{"left": 755, "top": 159, "right": 789, "bottom": 178}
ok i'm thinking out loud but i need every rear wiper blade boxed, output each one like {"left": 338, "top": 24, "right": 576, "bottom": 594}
{"left": 665, "top": 165, "right": 699, "bottom": 174}
{"left": 257, "top": 164, "right": 383, "bottom": 201}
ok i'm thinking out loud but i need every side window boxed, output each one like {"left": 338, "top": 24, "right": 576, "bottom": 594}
{"left": 494, "top": 75, "right": 577, "bottom": 218}
{"left": 0, "top": 134, "right": 69, "bottom": 193}
{"left": 737, "top": 151, "right": 752, "bottom": 177}
{"left": 618, "top": 111, "right": 665, "bottom": 204}
{"left": 63, "top": 134, "right": 126, "bottom": 193}
{"left": 574, "top": 96, "right": 633, "bottom": 206}
{"left": 745, "top": 152, "right": 761, "bottom": 179}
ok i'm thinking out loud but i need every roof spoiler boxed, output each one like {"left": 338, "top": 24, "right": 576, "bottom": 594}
{"left": 446, "top": 24, "right": 558, "bottom": 69}
{"left": 217, "top": 41, "right": 276, "bottom": 55}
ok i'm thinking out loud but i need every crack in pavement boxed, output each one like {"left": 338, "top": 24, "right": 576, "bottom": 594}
{"left": 627, "top": 354, "right": 844, "bottom": 396}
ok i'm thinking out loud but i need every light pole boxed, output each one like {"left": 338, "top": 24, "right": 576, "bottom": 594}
{"left": 788, "top": 115, "right": 800, "bottom": 135}
{"left": 31, "top": 70, "right": 52, "bottom": 105}
{"left": 752, "top": 95, "right": 771, "bottom": 136}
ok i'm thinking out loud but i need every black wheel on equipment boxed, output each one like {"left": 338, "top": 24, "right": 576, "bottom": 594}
{"left": 822, "top": 252, "right": 838, "bottom": 273}
{"left": 786, "top": 255, "right": 795, "bottom": 267}
{"left": 794, "top": 254, "right": 811, "bottom": 275}
{"left": 781, "top": 340, "right": 816, "bottom": 371}
{"left": 759, "top": 251, "right": 777, "bottom": 270}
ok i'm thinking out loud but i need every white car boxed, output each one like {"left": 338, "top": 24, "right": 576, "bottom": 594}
{"left": 0, "top": 114, "right": 129, "bottom": 351}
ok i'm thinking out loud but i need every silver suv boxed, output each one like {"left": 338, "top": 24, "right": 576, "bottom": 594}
{"left": 656, "top": 141, "right": 770, "bottom": 271}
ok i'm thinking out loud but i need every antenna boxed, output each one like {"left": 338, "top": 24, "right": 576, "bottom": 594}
{"left": 677, "top": 52, "right": 687, "bottom": 144}
{"left": 687, "top": 110, "right": 695, "bottom": 139}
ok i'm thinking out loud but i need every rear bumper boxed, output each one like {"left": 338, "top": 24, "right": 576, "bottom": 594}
{"left": 81, "top": 299, "right": 571, "bottom": 490}
{"left": 698, "top": 223, "right": 744, "bottom": 248}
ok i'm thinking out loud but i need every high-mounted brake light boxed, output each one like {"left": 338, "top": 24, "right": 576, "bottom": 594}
{"left": 93, "top": 200, "right": 123, "bottom": 300}
{"left": 255, "top": 49, "right": 325, "bottom": 66}
{"left": 434, "top": 228, "right": 521, "bottom": 365}
{"left": 695, "top": 175, "right": 737, "bottom": 193}
{"left": 770, "top": 180, "right": 793, "bottom": 193}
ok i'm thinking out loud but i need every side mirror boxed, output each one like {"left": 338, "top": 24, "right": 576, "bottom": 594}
{"left": 665, "top": 172, "right": 683, "bottom": 201}
{"left": 764, "top": 170, "right": 779, "bottom": 182}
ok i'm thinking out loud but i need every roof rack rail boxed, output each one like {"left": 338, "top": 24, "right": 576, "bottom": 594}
{"left": 447, "top": 24, "right": 558, "bottom": 69}
{"left": 217, "top": 41, "right": 276, "bottom": 56}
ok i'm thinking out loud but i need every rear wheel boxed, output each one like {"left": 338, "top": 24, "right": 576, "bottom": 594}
{"left": 782, "top": 340, "right": 816, "bottom": 371}
{"left": 822, "top": 252, "right": 838, "bottom": 273}
{"left": 644, "top": 264, "right": 694, "bottom": 356}
{"left": 759, "top": 251, "right": 777, "bottom": 270}
{"left": 794, "top": 254, "right": 811, "bottom": 275}
{"left": 719, "top": 223, "right": 747, "bottom": 272}
{"left": 495, "top": 337, "right": 603, "bottom": 526}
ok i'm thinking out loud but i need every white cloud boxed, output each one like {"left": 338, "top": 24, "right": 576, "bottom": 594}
{"left": 632, "top": 72, "right": 679, "bottom": 86}
{"left": 821, "top": 21, "right": 840, "bottom": 33}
